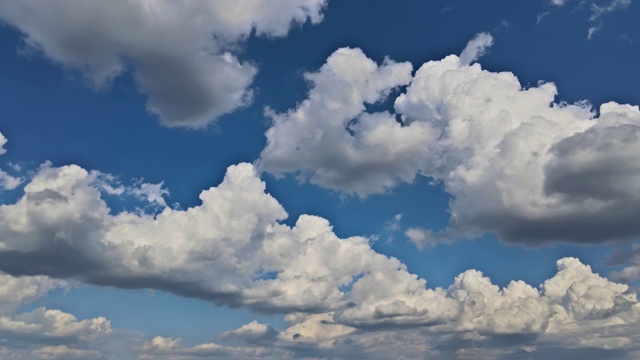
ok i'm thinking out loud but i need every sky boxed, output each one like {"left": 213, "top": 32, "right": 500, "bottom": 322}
{"left": 0, "top": 0, "right": 640, "bottom": 359}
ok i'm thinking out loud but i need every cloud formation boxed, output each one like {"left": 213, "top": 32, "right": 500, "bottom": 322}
{"left": 258, "top": 47, "right": 423, "bottom": 196}
{"left": 0, "top": 160, "right": 638, "bottom": 359}
{"left": 0, "top": 273, "right": 111, "bottom": 359}
{"left": 259, "top": 35, "right": 640, "bottom": 245}
{"left": 0, "top": 0, "right": 328, "bottom": 127}
{"left": 139, "top": 258, "right": 640, "bottom": 359}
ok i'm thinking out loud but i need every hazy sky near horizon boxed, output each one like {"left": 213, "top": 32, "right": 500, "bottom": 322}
{"left": 1, "top": 1, "right": 640, "bottom": 359}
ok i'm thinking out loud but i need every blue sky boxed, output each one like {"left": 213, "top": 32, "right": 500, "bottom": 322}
{"left": 1, "top": 0, "right": 640, "bottom": 359}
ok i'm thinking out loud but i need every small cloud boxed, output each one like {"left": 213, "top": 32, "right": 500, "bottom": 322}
{"left": 590, "top": 0, "right": 631, "bottom": 21}
{"left": 130, "top": 181, "right": 170, "bottom": 207}
{"left": 536, "top": 11, "right": 551, "bottom": 24}
{"left": 459, "top": 32, "right": 494, "bottom": 66}
{"left": 384, "top": 213, "right": 403, "bottom": 232}
{"left": 588, "top": 25, "right": 600, "bottom": 39}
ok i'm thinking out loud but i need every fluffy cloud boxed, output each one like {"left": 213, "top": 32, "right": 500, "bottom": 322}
{"left": 0, "top": 272, "right": 111, "bottom": 359}
{"left": 259, "top": 35, "right": 640, "bottom": 245}
{"left": 258, "top": 47, "right": 426, "bottom": 196}
{"left": 0, "top": 0, "right": 327, "bottom": 127}
{"left": 1, "top": 160, "right": 639, "bottom": 356}
{"left": 140, "top": 258, "right": 640, "bottom": 358}
{"left": 0, "top": 161, "right": 450, "bottom": 318}
{"left": 0, "top": 307, "right": 111, "bottom": 340}
{"left": 0, "top": 273, "right": 62, "bottom": 314}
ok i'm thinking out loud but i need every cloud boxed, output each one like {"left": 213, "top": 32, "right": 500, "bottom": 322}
{"left": 0, "top": 273, "right": 111, "bottom": 359}
{"left": 458, "top": 32, "right": 493, "bottom": 66}
{"left": 259, "top": 38, "right": 640, "bottom": 245}
{"left": 0, "top": 161, "right": 444, "bottom": 317}
{"left": 32, "top": 345, "right": 101, "bottom": 360}
{"left": 0, "top": 132, "right": 6, "bottom": 155}
{"left": 590, "top": 0, "right": 631, "bottom": 21}
{"left": 0, "top": 273, "right": 63, "bottom": 314}
{"left": 0, "top": 132, "right": 23, "bottom": 190}
{"left": 0, "top": 0, "right": 328, "bottom": 127}
{"left": 405, "top": 227, "right": 438, "bottom": 249}
{"left": 258, "top": 47, "right": 424, "bottom": 196}
{"left": 219, "top": 320, "right": 279, "bottom": 345}
{"left": 140, "top": 258, "right": 640, "bottom": 359}
{"left": 4, "top": 160, "right": 639, "bottom": 341}
{"left": 0, "top": 307, "right": 111, "bottom": 340}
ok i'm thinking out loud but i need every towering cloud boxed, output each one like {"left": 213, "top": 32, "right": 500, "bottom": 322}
{"left": 0, "top": 0, "right": 328, "bottom": 127}
{"left": 259, "top": 34, "right": 640, "bottom": 245}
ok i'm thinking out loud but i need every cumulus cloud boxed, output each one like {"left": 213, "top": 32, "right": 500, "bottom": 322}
{"left": 0, "top": 273, "right": 111, "bottom": 359}
{"left": 1, "top": 161, "right": 639, "bottom": 355}
{"left": 259, "top": 36, "right": 640, "bottom": 245}
{"left": 258, "top": 47, "right": 426, "bottom": 196}
{"left": 0, "top": 273, "right": 63, "bottom": 314}
{"left": 0, "top": 0, "right": 328, "bottom": 127}
{"left": 139, "top": 258, "right": 640, "bottom": 359}
{"left": 0, "top": 161, "right": 439, "bottom": 316}
{"left": 0, "top": 307, "right": 111, "bottom": 340}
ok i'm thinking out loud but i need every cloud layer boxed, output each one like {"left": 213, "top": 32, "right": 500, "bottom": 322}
{"left": 0, "top": 0, "right": 327, "bottom": 127}
{"left": 0, "top": 160, "right": 638, "bottom": 358}
{"left": 139, "top": 258, "right": 640, "bottom": 359}
{"left": 259, "top": 36, "right": 640, "bottom": 245}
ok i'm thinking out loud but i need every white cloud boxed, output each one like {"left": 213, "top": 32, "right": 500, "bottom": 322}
{"left": 458, "top": 32, "right": 493, "bottom": 66}
{"left": 405, "top": 227, "right": 438, "bottom": 249}
{"left": 219, "top": 320, "right": 279, "bottom": 345}
{"left": 129, "top": 181, "right": 169, "bottom": 208}
{"left": 0, "top": 132, "right": 6, "bottom": 155}
{"left": 32, "top": 345, "right": 100, "bottom": 360}
{"left": 0, "top": 132, "right": 23, "bottom": 190}
{"left": 0, "top": 0, "right": 328, "bottom": 127}
{"left": 590, "top": 0, "right": 631, "bottom": 21}
{"left": 140, "top": 257, "right": 640, "bottom": 358}
{"left": 0, "top": 273, "right": 63, "bottom": 314}
{"left": 0, "top": 273, "right": 111, "bottom": 358}
{"left": 258, "top": 47, "right": 426, "bottom": 196}
{"left": 1, "top": 158, "right": 639, "bottom": 357}
{"left": 259, "top": 38, "right": 640, "bottom": 245}
{"left": 0, "top": 161, "right": 435, "bottom": 315}
{"left": 0, "top": 307, "right": 111, "bottom": 340}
